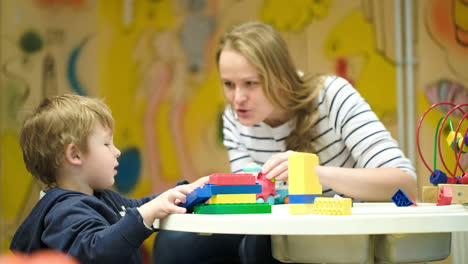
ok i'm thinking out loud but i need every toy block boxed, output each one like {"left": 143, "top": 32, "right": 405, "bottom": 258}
{"left": 437, "top": 185, "right": 453, "bottom": 206}
{"left": 288, "top": 153, "right": 322, "bottom": 195}
{"left": 288, "top": 194, "right": 319, "bottom": 204}
{"left": 194, "top": 203, "right": 272, "bottom": 214}
{"left": 210, "top": 183, "right": 261, "bottom": 195}
{"left": 439, "top": 184, "right": 468, "bottom": 204}
{"left": 209, "top": 193, "right": 256, "bottom": 204}
{"left": 209, "top": 173, "right": 256, "bottom": 185}
{"left": 391, "top": 189, "right": 416, "bottom": 207}
{"left": 289, "top": 203, "right": 314, "bottom": 214}
{"left": 180, "top": 185, "right": 212, "bottom": 212}
{"left": 313, "top": 197, "right": 352, "bottom": 215}
{"left": 422, "top": 185, "right": 439, "bottom": 203}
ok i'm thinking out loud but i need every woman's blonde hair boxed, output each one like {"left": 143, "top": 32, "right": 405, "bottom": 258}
{"left": 20, "top": 94, "right": 114, "bottom": 186}
{"left": 216, "top": 21, "right": 327, "bottom": 152}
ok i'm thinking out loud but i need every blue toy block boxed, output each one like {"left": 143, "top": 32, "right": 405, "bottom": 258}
{"left": 288, "top": 194, "right": 319, "bottom": 204}
{"left": 210, "top": 183, "right": 262, "bottom": 195}
{"left": 391, "top": 189, "right": 414, "bottom": 207}
{"left": 180, "top": 185, "right": 212, "bottom": 212}
{"left": 430, "top": 170, "right": 447, "bottom": 185}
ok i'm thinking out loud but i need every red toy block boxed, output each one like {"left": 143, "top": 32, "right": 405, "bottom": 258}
{"left": 437, "top": 185, "right": 453, "bottom": 206}
{"left": 209, "top": 173, "right": 256, "bottom": 185}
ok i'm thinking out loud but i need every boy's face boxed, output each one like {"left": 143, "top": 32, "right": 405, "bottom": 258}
{"left": 80, "top": 123, "right": 121, "bottom": 190}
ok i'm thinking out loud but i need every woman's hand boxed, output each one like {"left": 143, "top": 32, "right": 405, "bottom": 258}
{"left": 261, "top": 150, "right": 295, "bottom": 181}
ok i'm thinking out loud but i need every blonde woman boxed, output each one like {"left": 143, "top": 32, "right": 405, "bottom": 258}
{"left": 153, "top": 21, "right": 417, "bottom": 264}
{"left": 218, "top": 21, "right": 416, "bottom": 201}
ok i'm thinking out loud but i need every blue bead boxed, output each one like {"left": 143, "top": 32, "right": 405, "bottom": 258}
{"left": 430, "top": 170, "right": 447, "bottom": 185}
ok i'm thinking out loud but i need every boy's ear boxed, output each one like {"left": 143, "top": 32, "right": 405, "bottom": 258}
{"left": 64, "top": 143, "right": 82, "bottom": 166}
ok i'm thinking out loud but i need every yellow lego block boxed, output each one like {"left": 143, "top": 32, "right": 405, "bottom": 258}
{"left": 313, "top": 197, "right": 352, "bottom": 215}
{"left": 288, "top": 152, "right": 322, "bottom": 195}
{"left": 289, "top": 203, "right": 314, "bottom": 214}
{"left": 209, "top": 193, "right": 256, "bottom": 204}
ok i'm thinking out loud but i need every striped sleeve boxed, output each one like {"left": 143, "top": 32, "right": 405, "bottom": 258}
{"left": 222, "top": 107, "right": 254, "bottom": 173}
{"left": 328, "top": 77, "right": 416, "bottom": 178}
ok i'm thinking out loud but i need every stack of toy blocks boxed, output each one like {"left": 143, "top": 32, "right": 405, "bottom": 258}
{"left": 194, "top": 173, "right": 272, "bottom": 214}
{"left": 288, "top": 153, "right": 322, "bottom": 214}
{"left": 313, "top": 197, "right": 352, "bottom": 215}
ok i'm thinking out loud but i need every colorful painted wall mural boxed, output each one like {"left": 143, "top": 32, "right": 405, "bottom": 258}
{"left": 1, "top": 1, "right": 467, "bottom": 262}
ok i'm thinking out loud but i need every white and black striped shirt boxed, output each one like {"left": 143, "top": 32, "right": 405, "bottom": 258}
{"left": 222, "top": 76, "right": 416, "bottom": 195}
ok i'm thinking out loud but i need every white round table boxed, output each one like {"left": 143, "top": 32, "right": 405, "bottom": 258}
{"left": 155, "top": 203, "right": 468, "bottom": 235}
{"left": 154, "top": 203, "right": 468, "bottom": 263}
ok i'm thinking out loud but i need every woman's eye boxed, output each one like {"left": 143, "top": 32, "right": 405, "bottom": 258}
{"left": 246, "top": 81, "right": 258, "bottom": 87}
{"left": 224, "top": 81, "right": 234, "bottom": 88}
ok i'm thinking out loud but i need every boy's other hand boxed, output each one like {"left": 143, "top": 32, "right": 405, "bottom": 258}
{"left": 189, "top": 176, "right": 210, "bottom": 189}
{"left": 138, "top": 185, "right": 194, "bottom": 226}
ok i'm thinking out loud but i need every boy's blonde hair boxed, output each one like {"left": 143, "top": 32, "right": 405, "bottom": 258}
{"left": 216, "top": 21, "right": 327, "bottom": 152}
{"left": 20, "top": 94, "right": 114, "bottom": 186}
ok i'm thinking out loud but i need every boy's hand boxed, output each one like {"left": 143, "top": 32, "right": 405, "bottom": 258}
{"left": 189, "top": 176, "right": 210, "bottom": 189}
{"left": 138, "top": 185, "right": 194, "bottom": 227}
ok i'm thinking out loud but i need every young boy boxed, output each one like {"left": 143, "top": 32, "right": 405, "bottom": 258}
{"left": 10, "top": 94, "right": 208, "bottom": 263}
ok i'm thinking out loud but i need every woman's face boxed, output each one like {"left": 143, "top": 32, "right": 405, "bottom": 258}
{"left": 218, "top": 49, "right": 287, "bottom": 127}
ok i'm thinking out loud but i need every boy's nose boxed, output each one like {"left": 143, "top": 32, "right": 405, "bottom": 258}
{"left": 114, "top": 147, "right": 121, "bottom": 158}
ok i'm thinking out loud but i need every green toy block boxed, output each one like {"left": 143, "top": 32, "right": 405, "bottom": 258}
{"left": 194, "top": 203, "right": 272, "bottom": 214}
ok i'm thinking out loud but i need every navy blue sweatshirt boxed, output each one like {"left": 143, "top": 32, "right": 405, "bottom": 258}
{"left": 10, "top": 187, "right": 158, "bottom": 263}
